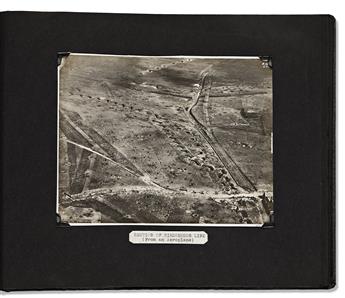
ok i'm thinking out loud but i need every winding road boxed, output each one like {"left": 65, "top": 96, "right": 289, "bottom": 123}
{"left": 185, "top": 68, "right": 257, "bottom": 193}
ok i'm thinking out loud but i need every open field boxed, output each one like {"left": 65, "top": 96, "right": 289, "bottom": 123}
{"left": 58, "top": 54, "right": 273, "bottom": 225}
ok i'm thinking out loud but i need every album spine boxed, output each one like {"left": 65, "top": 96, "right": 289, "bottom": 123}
{"left": 0, "top": 11, "right": 5, "bottom": 292}
{"left": 319, "top": 14, "right": 337, "bottom": 289}
{"left": 327, "top": 14, "right": 336, "bottom": 289}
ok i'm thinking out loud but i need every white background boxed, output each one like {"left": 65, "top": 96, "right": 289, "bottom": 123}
{"left": 0, "top": 0, "right": 342, "bottom": 297}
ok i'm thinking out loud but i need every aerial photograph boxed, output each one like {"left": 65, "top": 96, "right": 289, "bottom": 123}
{"left": 58, "top": 54, "right": 273, "bottom": 225}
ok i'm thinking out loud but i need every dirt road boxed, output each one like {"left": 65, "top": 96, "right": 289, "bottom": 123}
{"left": 186, "top": 69, "right": 256, "bottom": 192}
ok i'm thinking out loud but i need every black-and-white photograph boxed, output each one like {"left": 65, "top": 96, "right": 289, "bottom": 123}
{"left": 58, "top": 54, "right": 273, "bottom": 225}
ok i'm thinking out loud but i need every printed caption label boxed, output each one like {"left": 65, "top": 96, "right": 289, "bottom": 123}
{"left": 129, "top": 231, "right": 208, "bottom": 244}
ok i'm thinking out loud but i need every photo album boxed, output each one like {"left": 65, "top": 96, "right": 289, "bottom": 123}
{"left": 0, "top": 12, "right": 335, "bottom": 290}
